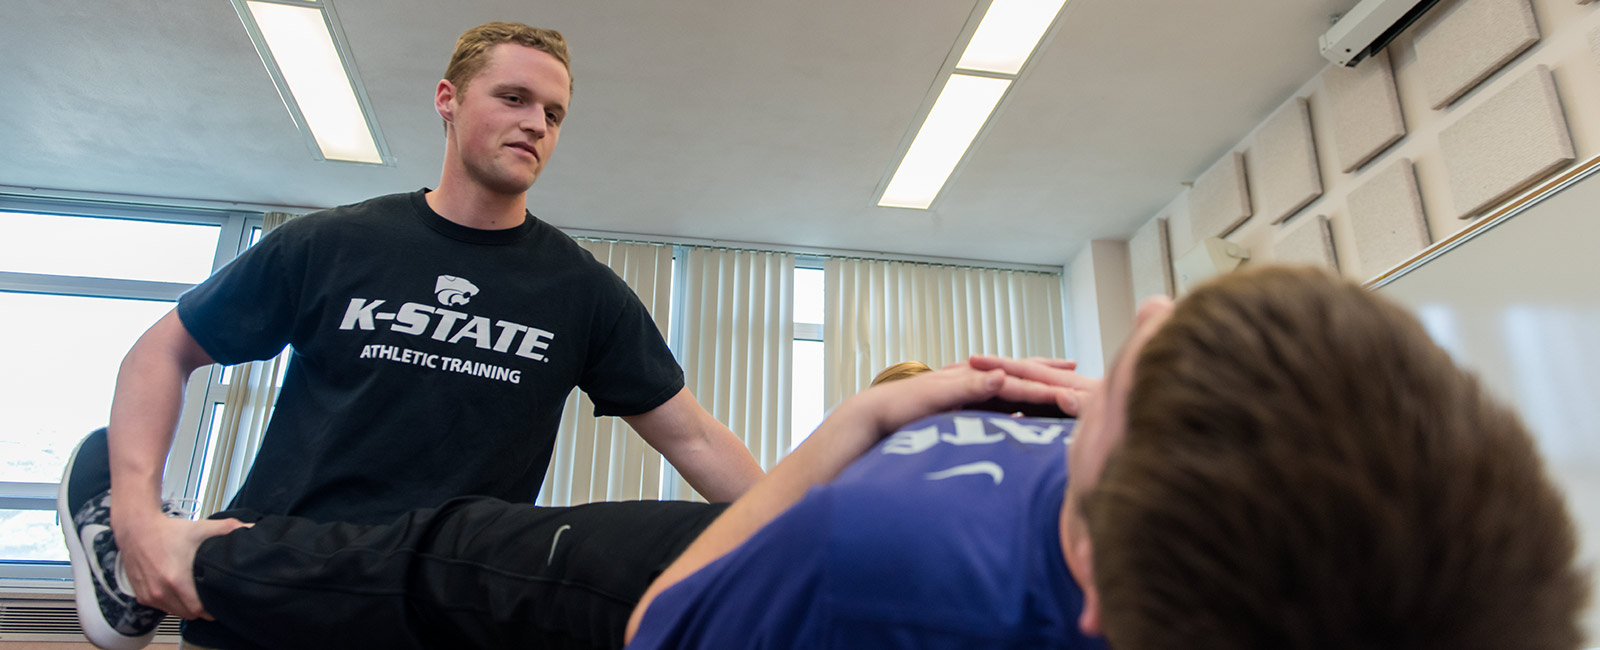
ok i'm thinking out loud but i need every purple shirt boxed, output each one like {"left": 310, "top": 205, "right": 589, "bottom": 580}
{"left": 630, "top": 411, "right": 1110, "bottom": 649}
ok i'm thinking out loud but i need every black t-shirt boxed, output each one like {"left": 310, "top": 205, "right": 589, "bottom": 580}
{"left": 177, "top": 190, "right": 684, "bottom": 524}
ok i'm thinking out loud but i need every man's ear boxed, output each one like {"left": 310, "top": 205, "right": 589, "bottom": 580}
{"left": 1072, "top": 531, "right": 1103, "bottom": 636}
{"left": 435, "top": 79, "right": 457, "bottom": 125}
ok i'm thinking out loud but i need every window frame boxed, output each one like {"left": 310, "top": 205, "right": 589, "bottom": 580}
{"left": 0, "top": 195, "right": 260, "bottom": 587}
{"left": 793, "top": 257, "right": 824, "bottom": 343}
{"left": 179, "top": 224, "right": 272, "bottom": 508}
{"left": 790, "top": 258, "right": 825, "bottom": 450}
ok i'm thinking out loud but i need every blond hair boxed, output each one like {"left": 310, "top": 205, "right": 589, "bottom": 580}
{"left": 445, "top": 22, "right": 572, "bottom": 93}
{"left": 870, "top": 361, "right": 933, "bottom": 387}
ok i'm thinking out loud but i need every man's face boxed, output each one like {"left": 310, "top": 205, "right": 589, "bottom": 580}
{"left": 436, "top": 43, "right": 571, "bottom": 195}
{"left": 1060, "top": 295, "right": 1175, "bottom": 635}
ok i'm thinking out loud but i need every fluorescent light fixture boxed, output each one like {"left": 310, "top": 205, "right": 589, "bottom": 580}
{"left": 956, "top": 0, "right": 1071, "bottom": 75}
{"left": 877, "top": 0, "right": 1067, "bottom": 209}
{"left": 878, "top": 74, "right": 1011, "bottom": 209}
{"left": 244, "top": 0, "right": 384, "bottom": 164}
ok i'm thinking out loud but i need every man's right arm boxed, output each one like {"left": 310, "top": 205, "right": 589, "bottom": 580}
{"left": 105, "top": 309, "right": 244, "bottom": 620}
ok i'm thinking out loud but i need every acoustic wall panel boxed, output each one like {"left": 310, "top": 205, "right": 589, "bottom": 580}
{"left": 1414, "top": 0, "right": 1540, "bottom": 109}
{"left": 1347, "top": 159, "right": 1431, "bottom": 277}
{"left": 1188, "top": 152, "right": 1252, "bottom": 239}
{"left": 1129, "top": 216, "right": 1174, "bottom": 300}
{"left": 1323, "top": 49, "right": 1405, "bottom": 172}
{"left": 1439, "top": 66, "right": 1575, "bottom": 219}
{"left": 1249, "top": 98, "right": 1324, "bottom": 225}
{"left": 1272, "top": 214, "right": 1337, "bottom": 271}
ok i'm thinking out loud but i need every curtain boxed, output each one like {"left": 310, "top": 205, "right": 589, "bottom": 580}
{"left": 668, "top": 248, "right": 795, "bottom": 501}
{"left": 823, "top": 258, "right": 1064, "bottom": 411}
{"left": 199, "top": 229, "right": 1050, "bottom": 510}
{"left": 539, "top": 240, "right": 674, "bottom": 506}
{"left": 198, "top": 211, "right": 297, "bottom": 517}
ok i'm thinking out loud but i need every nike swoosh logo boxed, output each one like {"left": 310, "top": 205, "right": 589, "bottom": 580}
{"left": 548, "top": 524, "right": 572, "bottom": 565}
{"left": 925, "top": 461, "right": 1005, "bottom": 485}
{"left": 80, "top": 524, "right": 130, "bottom": 602}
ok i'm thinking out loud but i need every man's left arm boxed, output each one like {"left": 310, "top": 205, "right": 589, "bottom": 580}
{"left": 624, "top": 388, "right": 764, "bottom": 502}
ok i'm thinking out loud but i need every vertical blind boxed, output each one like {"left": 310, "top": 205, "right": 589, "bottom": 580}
{"left": 199, "top": 211, "right": 297, "bottom": 517}
{"left": 206, "top": 232, "right": 1061, "bottom": 510}
{"left": 823, "top": 258, "right": 1065, "bottom": 411}
{"left": 669, "top": 248, "right": 795, "bottom": 500}
{"left": 539, "top": 240, "right": 675, "bottom": 505}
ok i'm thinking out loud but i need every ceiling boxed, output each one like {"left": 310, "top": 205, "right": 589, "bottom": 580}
{"left": 1, "top": 0, "right": 1356, "bottom": 266}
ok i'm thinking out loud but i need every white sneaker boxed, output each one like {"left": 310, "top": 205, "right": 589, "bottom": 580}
{"left": 58, "top": 429, "right": 167, "bottom": 650}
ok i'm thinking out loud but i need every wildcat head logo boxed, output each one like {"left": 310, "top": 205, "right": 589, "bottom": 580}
{"left": 435, "top": 275, "right": 480, "bottom": 306}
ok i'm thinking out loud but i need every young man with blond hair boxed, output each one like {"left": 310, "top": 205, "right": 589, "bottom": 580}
{"left": 61, "top": 22, "right": 762, "bottom": 650}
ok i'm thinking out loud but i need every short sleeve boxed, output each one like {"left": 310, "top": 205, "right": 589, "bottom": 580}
{"left": 176, "top": 219, "right": 309, "bottom": 365}
{"left": 628, "top": 489, "right": 833, "bottom": 649}
{"left": 578, "top": 268, "right": 684, "bottom": 417}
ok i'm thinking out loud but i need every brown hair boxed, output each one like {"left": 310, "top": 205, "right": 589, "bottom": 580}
{"left": 871, "top": 361, "right": 933, "bottom": 387}
{"left": 444, "top": 22, "right": 573, "bottom": 94}
{"left": 1086, "top": 266, "right": 1588, "bottom": 650}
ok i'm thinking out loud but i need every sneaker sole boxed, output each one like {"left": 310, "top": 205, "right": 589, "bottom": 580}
{"left": 58, "top": 433, "right": 158, "bottom": 650}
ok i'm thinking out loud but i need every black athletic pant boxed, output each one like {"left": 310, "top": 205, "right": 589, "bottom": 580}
{"left": 181, "top": 498, "right": 727, "bottom": 650}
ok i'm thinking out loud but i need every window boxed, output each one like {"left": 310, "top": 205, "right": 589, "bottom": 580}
{"left": 0, "top": 198, "right": 258, "bottom": 583}
{"left": 791, "top": 263, "right": 825, "bottom": 450}
{"left": 189, "top": 225, "right": 274, "bottom": 509}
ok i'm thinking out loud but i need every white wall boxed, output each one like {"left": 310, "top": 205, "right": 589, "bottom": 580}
{"left": 1378, "top": 162, "right": 1600, "bottom": 645}
{"left": 1148, "top": 0, "right": 1600, "bottom": 287}
{"left": 1062, "top": 240, "right": 1133, "bottom": 379}
{"left": 1103, "top": 1, "right": 1600, "bottom": 641}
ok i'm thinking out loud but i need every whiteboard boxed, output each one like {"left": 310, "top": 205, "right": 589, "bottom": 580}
{"left": 1376, "top": 156, "right": 1600, "bottom": 645}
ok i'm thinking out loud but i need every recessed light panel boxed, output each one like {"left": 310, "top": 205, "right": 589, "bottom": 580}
{"left": 878, "top": 0, "right": 1068, "bottom": 209}
{"left": 879, "top": 75, "right": 1011, "bottom": 210}
{"left": 245, "top": 1, "right": 383, "bottom": 164}
{"left": 956, "top": 0, "right": 1071, "bottom": 74}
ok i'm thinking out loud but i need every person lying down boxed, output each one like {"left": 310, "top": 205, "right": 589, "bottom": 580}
{"left": 62, "top": 266, "right": 1587, "bottom": 650}
{"left": 626, "top": 265, "right": 1588, "bottom": 650}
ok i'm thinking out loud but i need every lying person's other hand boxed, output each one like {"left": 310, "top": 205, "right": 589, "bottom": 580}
{"left": 834, "top": 361, "right": 1085, "bottom": 444}
{"left": 964, "top": 355, "right": 1101, "bottom": 417}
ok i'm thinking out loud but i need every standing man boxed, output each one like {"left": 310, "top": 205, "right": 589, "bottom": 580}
{"left": 89, "top": 21, "right": 762, "bottom": 649}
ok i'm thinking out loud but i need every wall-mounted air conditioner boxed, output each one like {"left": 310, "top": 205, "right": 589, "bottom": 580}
{"left": 1320, "top": 0, "right": 1443, "bottom": 67}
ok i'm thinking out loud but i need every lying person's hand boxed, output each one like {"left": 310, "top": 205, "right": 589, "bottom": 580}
{"left": 938, "top": 355, "right": 1098, "bottom": 415}
{"left": 962, "top": 355, "right": 1102, "bottom": 417}
{"left": 834, "top": 361, "right": 1085, "bottom": 444}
